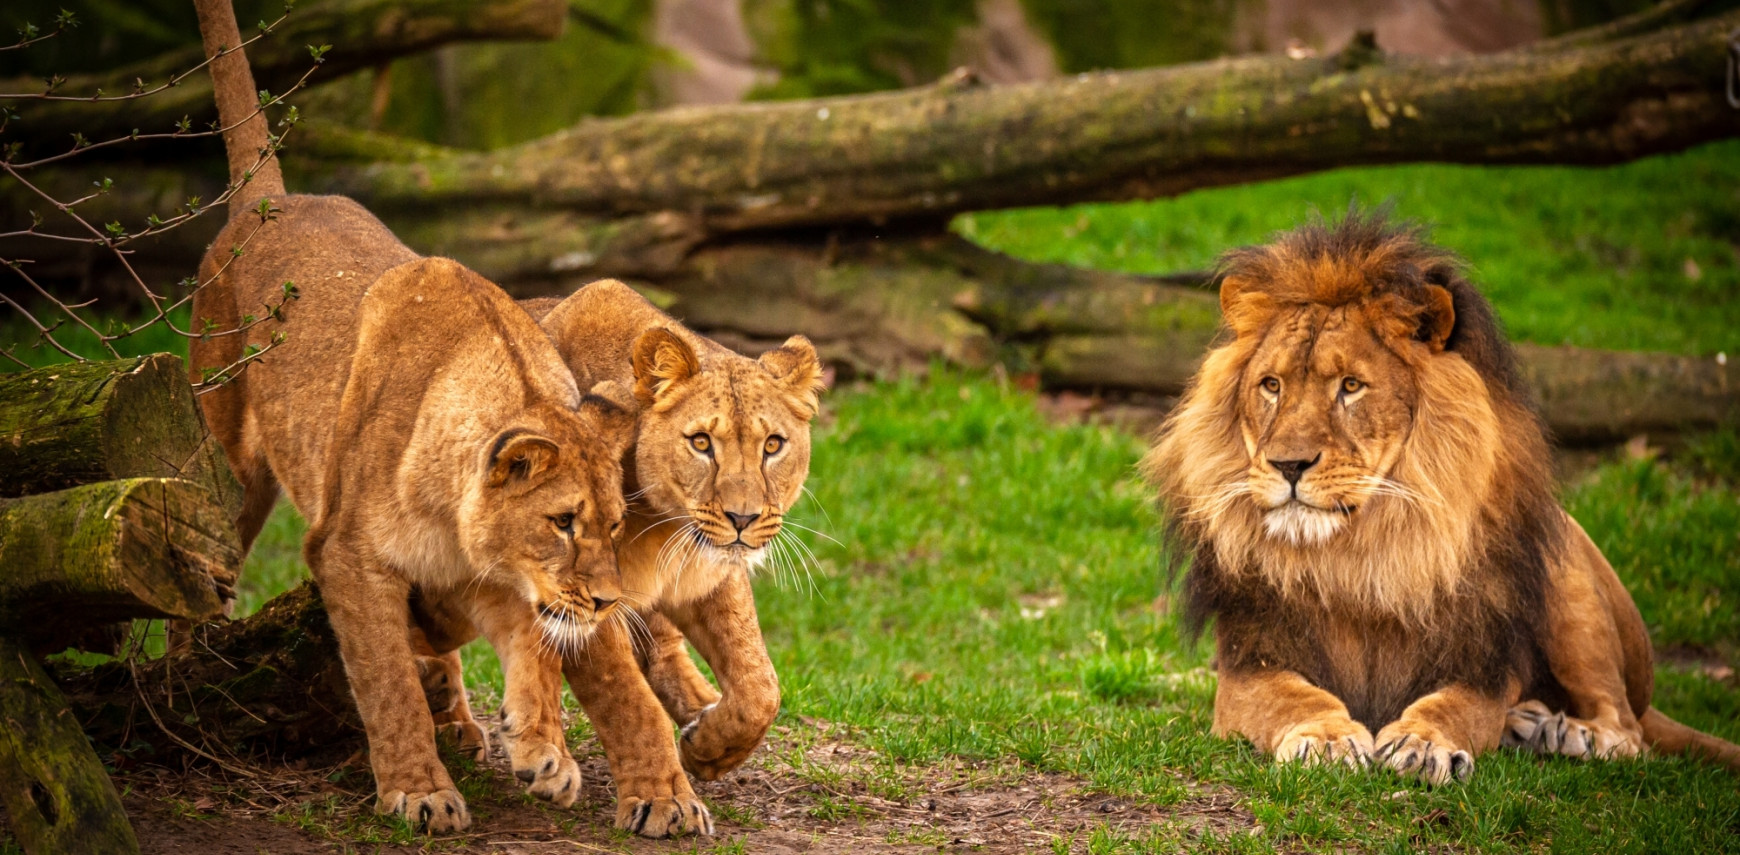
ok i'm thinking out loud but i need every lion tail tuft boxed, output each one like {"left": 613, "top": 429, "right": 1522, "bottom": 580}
{"left": 1641, "top": 707, "right": 1740, "bottom": 772}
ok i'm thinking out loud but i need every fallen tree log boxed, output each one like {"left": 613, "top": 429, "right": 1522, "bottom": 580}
{"left": 0, "top": 477, "right": 240, "bottom": 650}
{"left": 316, "top": 10, "right": 1740, "bottom": 240}
{"left": 2, "top": 0, "right": 566, "bottom": 157}
{"left": 0, "top": 355, "right": 241, "bottom": 517}
{"left": 0, "top": 636, "right": 139, "bottom": 855}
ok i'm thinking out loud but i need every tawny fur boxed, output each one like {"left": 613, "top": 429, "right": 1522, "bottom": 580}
{"left": 1144, "top": 211, "right": 1740, "bottom": 783}
{"left": 189, "top": 0, "right": 638, "bottom": 832}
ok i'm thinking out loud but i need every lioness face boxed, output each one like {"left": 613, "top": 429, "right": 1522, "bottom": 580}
{"left": 464, "top": 396, "right": 635, "bottom": 653}
{"left": 1239, "top": 303, "right": 1421, "bottom": 546}
{"left": 631, "top": 329, "right": 824, "bottom": 570}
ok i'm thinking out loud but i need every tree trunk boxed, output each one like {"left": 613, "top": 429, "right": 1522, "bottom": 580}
{"left": 0, "top": 478, "right": 240, "bottom": 649}
{"left": 0, "top": 355, "right": 241, "bottom": 518}
{"left": 314, "top": 11, "right": 1740, "bottom": 240}
{"left": 59, "top": 583, "right": 360, "bottom": 759}
{"left": 0, "top": 637, "right": 139, "bottom": 855}
{"left": 3, "top": 0, "right": 566, "bottom": 157}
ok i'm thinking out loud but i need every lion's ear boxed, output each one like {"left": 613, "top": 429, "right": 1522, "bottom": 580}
{"left": 1219, "top": 275, "right": 1274, "bottom": 338}
{"left": 1417, "top": 284, "right": 1456, "bottom": 352}
{"left": 632, "top": 327, "right": 699, "bottom": 406}
{"left": 486, "top": 430, "right": 560, "bottom": 488}
{"left": 758, "top": 335, "right": 826, "bottom": 417}
{"left": 580, "top": 380, "right": 640, "bottom": 456}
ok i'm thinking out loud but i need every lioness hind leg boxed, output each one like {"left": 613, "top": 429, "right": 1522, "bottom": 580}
{"left": 1214, "top": 668, "right": 1374, "bottom": 768}
{"left": 1503, "top": 699, "right": 1641, "bottom": 760}
{"left": 409, "top": 629, "right": 489, "bottom": 763}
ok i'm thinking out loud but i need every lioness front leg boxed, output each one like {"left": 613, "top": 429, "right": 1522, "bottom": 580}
{"left": 635, "top": 610, "right": 720, "bottom": 727}
{"left": 1215, "top": 667, "right": 1375, "bottom": 767}
{"left": 566, "top": 619, "right": 713, "bottom": 838}
{"left": 467, "top": 585, "right": 581, "bottom": 807}
{"left": 662, "top": 569, "right": 780, "bottom": 781}
{"left": 312, "top": 540, "right": 470, "bottom": 832}
{"left": 1375, "top": 683, "right": 1515, "bottom": 786}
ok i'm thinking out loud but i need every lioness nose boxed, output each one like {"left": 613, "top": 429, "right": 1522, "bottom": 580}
{"left": 1268, "top": 455, "right": 1320, "bottom": 485}
{"left": 591, "top": 595, "right": 617, "bottom": 614}
{"left": 725, "top": 511, "right": 760, "bottom": 532}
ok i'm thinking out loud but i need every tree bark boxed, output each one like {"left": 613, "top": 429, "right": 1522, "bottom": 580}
{"left": 0, "top": 355, "right": 241, "bottom": 518}
{"left": 315, "top": 10, "right": 1740, "bottom": 239}
{"left": 0, "top": 478, "right": 240, "bottom": 649}
{"left": 0, "top": 637, "right": 139, "bottom": 855}
{"left": 3, "top": 0, "right": 566, "bottom": 157}
{"left": 59, "top": 583, "right": 360, "bottom": 758}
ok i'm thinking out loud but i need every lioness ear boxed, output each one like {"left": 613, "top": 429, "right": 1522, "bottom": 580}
{"left": 487, "top": 430, "right": 560, "bottom": 488}
{"left": 1417, "top": 284, "right": 1456, "bottom": 352}
{"left": 758, "top": 335, "right": 826, "bottom": 417}
{"left": 632, "top": 328, "right": 699, "bottom": 406}
{"left": 1219, "top": 275, "right": 1274, "bottom": 338}
{"left": 580, "top": 380, "right": 640, "bottom": 456}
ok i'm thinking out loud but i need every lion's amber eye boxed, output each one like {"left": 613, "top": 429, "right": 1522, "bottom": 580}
{"left": 608, "top": 520, "right": 623, "bottom": 538}
{"left": 764, "top": 436, "right": 785, "bottom": 455}
{"left": 1260, "top": 377, "right": 1281, "bottom": 394}
{"left": 1342, "top": 377, "right": 1364, "bottom": 394}
{"left": 551, "top": 513, "right": 575, "bottom": 532}
{"left": 689, "top": 433, "right": 712, "bottom": 454}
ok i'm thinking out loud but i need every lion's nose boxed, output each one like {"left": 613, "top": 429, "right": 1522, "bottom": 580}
{"left": 591, "top": 595, "right": 617, "bottom": 614}
{"left": 725, "top": 511, "right": 760, "bottom": 532}
{"left": 1268, "top": 455, "right": 1320, "bottom": 485}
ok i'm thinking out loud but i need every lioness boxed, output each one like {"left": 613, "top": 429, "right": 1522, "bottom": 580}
{"left": 419, "top": 282, "right": 824, "bottom": 836}
{"left": 1145, "top": 212, "right": 1740, "bottom": 784}
{"left": 190, "top": 0, "right": 635, "bottom": 830}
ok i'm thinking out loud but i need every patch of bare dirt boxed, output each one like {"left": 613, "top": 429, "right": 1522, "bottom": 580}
{"left": 113, "top": 718, "right": 1254, "bottom": 854}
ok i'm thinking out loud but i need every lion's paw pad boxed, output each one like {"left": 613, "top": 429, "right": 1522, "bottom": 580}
{"left": 618, "top": 795, "right": 714, "bottom": 838}
{"left": 378, "top": 788, "right": 471, "bottom": 833}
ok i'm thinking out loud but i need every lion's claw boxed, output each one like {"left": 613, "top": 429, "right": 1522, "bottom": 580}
{"left": 1274, "top": 717, "right": 1375, "bottom": 769}
{"left": 1375, "top": 729, "right": 1473, "bottom": 786}
{"left": 617, "top": 794, "right": 714, "bottom": 838}
{"left": 377, "top": 787, "right": 471, "bottom": 833}
{"left": 1502, "top": 700, "right": 1642, "bottom": 760}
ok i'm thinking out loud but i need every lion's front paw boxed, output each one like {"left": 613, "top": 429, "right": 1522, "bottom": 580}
{"left": 1274, "top": 716, "right": 1375, "bottom": 769}
{"left": 679, "top": 704, "right": 761, "bottom": 781}
{"left": 509, "top": 741, "right": 582, "bottom": 807}
{"left": 435, "top": 719, "right": 490, "bottom": 764}
{"left": 1502, "top": 700, "right": 1642, "bottom": 760}
{"left": 377, "top": 787, "right": 471, "bottom": 833}
{"left": 617, "top": 793, "right": 714, "bottom": 838}
{"left": 1375, "top": 722, "right": 1474, "bottom": 786}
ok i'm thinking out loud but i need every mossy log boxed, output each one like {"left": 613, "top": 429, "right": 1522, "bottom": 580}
{"left": 0, "top": 355, "right": 241, "bottom": 517}
{"left": 318, "top": 11, "right": 1740, "bottom": 238}
{"left": 0, "top": 478, "right": 240, "bottom": 650}
{"left": 0, "top": 637, "right": 139, "bottom": 855}
{"left": 59, "top": 583, "right": 359, "bottom": 758}
{"left": 3, "top": 0, "right": 566, "bottom": 157}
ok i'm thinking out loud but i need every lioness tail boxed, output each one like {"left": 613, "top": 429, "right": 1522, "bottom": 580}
{"left": 1641, "top": 707, "right": 1740, "bottom": 772}
{"left": 191, "top": 0, "right": 286, "bottom": 216}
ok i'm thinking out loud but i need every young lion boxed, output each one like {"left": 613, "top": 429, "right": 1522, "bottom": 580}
{"left": 1145, "top": 212, "right": 1739, "bottom": 785}
{"left": 189, "top": 0, "right": 635, "bottom": 831}
{"left": 420, "top": 282, "right": 824, "bottom": 837}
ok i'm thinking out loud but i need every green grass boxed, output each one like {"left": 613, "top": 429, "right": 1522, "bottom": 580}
{"left": 235, "top": 373, "right": 1740, "bottom": 854}
{"left": 957, "top": 139, "right": 1740, "bottom": 357}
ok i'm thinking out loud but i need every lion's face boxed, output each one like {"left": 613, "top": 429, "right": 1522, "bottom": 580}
{"left": 1238, "top": 303, "right": 1424, "bottom": 545}
{"left": 460, "top": 388, "right": 636, "bottom": 653}
{"left": 630, "top": 329, "right": 824, "bottom": 570}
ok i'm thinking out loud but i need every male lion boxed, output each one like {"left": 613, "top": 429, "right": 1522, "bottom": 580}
{"left": 1145, "top": 212, "right": 1740, "bottom": 785}
{"left": 189, "top": 0, "right": 636, "bottom": 830}
{"left": 418, "top": 282, "right": 824, "bottom": 836}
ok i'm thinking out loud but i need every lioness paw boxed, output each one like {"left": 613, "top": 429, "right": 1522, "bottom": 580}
{"left": 434, "top": 719, "right": 490, "bottom": 764}
{"left": 511, "top": 743, "right": 582, "bottom": 807}
{"left": 617, "top": 794, "right": 714, "bottom": 838}
{"left": 1274, "top": 717, "right": 1375, "bottom": 769}
{"left": 679, "top": 705, "right": 758, "bottom": 781}
{"left": 377, "top": 788, "right": 471, "bottom": 833}
{"left": 1375, "top": 723, "right": 1473, "bottom": 786}
{"left": 1503, "top": 700, "right": 1642, "bottom": 760}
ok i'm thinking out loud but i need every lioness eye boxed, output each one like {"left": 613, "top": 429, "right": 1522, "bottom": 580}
{"left": 1342, "top": 377, "right": 1363, "bottom": 394}
{"left": 551, "top": 513, "right": 575, "bottom": 532}
{"left": 1260, "top": 377, "right": 1281, "bottom": 394}
{"left": 764, "top": 436, "right": 785, "bottom": 455}
{"left": 609, "top": 520, "right": 623, "bottom": 538}
{"left": 689, "top": 433, "right": 712, "bottom": 454}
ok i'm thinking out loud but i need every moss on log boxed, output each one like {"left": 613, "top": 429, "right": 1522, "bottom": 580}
{"left": 0, "top": 637, "right": 139, "bottom": 855}
{"left": 0, "top": 478, "right": 239, "bottom": 648}
{"left": 61, "top": 583, "right": 359, "bottom": 758}
{"left": 0, "top": 355, "right": 241, "bottom": 517}
{"left": 319, "top": 11, "right": 1740, "bottom": 237}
